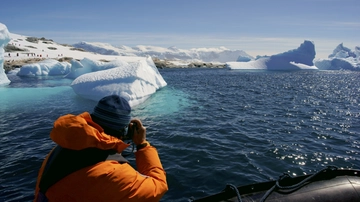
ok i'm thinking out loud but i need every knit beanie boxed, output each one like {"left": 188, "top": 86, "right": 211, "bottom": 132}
{"left": 91, "top": 95, "right": 131, "bottom": 132}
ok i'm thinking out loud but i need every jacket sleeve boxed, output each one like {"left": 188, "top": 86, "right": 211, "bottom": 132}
{"left": 134, "top": 144, "right": 168, "bottom": 201}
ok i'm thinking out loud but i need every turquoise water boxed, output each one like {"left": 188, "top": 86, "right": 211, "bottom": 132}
{"left": 0, "top": 68, "right": 359, "bottom": 202}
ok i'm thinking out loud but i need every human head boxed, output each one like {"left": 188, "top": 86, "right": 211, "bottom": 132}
{"left": 91, "top": 95, "right": 131, "bottom": 139}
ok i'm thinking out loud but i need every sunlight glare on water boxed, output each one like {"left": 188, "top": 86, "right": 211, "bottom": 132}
{"left": 0, "top": 69, "right": 359, "bottom": 202}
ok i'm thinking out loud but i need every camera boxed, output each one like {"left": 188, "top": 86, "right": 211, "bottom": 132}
{"left": 122, "top": 122, "right": 137, "bottom": 140}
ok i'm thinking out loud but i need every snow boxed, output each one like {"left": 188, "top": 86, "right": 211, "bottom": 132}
{"left": 65, "top": 58, "right": 130, "bottom": 79}
{"left": 71, "top": 57, "right": 167, "bottom": 106}
{"left": 72, "top": 42, "right": 138, "bottom": 56}
{"left": 5, "top": 32, "right": 144, "bottom": 63}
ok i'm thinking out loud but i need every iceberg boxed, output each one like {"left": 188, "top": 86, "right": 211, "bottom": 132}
{"left": 15, "top": 56, "right": 167, "bottom": 106}
{"left": 11, "top": 55, "right": 167, "bottom": 106}
{"left": 65, "top": 57, "right": 130, "bottom": 79}
{"left": 0, "top": 23, "right": 10, "bottom": 86}
{"left": 17, "top": 59, "right": 71, "bottom": 76}
{"left": 226, "top": 40, "right": 318, "bottom": 70}
{"left": 328, "top": 43, "right": 357, "bottom": 58}
{"left": 314, "top": 43, "right": 359, "bottom": 71}
{"left": 71, "top": 57, "right": 167, "bottom": 106}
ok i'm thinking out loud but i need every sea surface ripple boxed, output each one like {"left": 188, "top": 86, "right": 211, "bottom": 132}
{"left": 0, "top": 68, "right": 359, "bottom": 202}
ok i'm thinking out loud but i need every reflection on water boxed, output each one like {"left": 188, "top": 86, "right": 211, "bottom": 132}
{"left": 0, "top": 69, "right": 359, "bottom": 202}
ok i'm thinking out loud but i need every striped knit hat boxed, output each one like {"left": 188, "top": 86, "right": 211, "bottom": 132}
{"left": 91, "top": 95, "right": 131, "bottom": 131}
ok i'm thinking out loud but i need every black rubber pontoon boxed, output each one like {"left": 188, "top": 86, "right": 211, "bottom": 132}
{"left": 191, "top": 166, "right": 360, "bottom": 202}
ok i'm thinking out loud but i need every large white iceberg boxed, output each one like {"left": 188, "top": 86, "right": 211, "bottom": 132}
{"left": 0, "top": 23, "right": 10, "bottom": 86}
{"left": 226, "top": 40, "right": 318, "bottom": 70}
{"left": 15, "top": 56, "right": 168, "bottom": 106}
{"left": 65, "top": 58, "right": 130, "bottom": 79}
{"left": 12, "top": 55, "right": 167, "bottom": 106}
{"left": 71, "top": 57, "right": 167, "bottom": 106}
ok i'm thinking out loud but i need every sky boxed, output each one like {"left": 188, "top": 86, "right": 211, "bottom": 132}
{"left": 1, "top": 0, "right": 359, "bottom": 58}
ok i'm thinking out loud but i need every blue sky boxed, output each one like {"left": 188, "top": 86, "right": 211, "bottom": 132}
{"left": 1, "top": 0, "right": 359, "bottom": 58}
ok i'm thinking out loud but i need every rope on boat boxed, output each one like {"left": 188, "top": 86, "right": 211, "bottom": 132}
{"left": 224, "top": 184, "right": 243, "bottom": 202}
{"left": 260, "top": 165, "right": 338, "bottom": 202}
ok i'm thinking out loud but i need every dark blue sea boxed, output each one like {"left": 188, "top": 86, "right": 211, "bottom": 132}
{"left": 1, "top": 68, "right": 359, "bottom": 202}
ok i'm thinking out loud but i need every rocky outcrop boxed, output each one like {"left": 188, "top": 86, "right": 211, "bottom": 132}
{"left": 5, "top": 57, "right": 226, "bottom": 73}
{"left": 4, "top": 57, "right": 73, "bottom": 73}
{"left": 26, "top": 36, "right": 53, "bottom": 43}
{"left": 4, "top": 44, "right": 27, "bottom": 52}
{"left": 153, "top": 57, "right": 225, "bottom": 68}
{"left": 186, "top": 62, "right": 226, "bottom": 68}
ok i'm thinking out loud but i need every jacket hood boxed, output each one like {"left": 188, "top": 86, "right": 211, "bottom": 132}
{"left": 50, "top": 112, "right": 130, "bottom": 153}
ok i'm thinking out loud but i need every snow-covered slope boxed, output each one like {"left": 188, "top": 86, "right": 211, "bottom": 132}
{"left": 6, "top": 33, "right": 143, "bottom": 62}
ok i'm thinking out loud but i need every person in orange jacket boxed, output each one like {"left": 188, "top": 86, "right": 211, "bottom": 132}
{"left": 34, "top": 95, "right": 168, "bottom": 202}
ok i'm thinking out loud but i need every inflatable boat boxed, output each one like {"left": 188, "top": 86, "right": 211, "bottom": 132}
{"left": 190, "top": 166, "right": 360, "bottom": 202}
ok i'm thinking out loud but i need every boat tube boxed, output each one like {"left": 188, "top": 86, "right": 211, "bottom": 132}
{"left": 190, "top": 166, "right": 360, "bottom": 202}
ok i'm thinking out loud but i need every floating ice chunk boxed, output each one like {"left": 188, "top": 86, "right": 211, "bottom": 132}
{"left": 71, "top": 57, "right": 167, "bottom": 106}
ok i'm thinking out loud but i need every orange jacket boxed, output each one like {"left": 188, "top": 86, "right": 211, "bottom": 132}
{"left": 34, "top": 112, "right": 168, "bottom": 202}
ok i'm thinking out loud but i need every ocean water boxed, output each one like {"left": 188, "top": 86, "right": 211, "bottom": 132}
{"left": 0, "top": 68, "right": 359, "bottom": 202}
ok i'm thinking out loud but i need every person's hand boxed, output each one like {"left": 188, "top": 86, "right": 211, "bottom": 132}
{"left": 130, "top": 119, "right": 146, "bottom": 145}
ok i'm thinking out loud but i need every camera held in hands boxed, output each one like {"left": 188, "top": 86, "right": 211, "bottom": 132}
{"left": 122, "top": 122, "right": 137, "bottom": 140}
